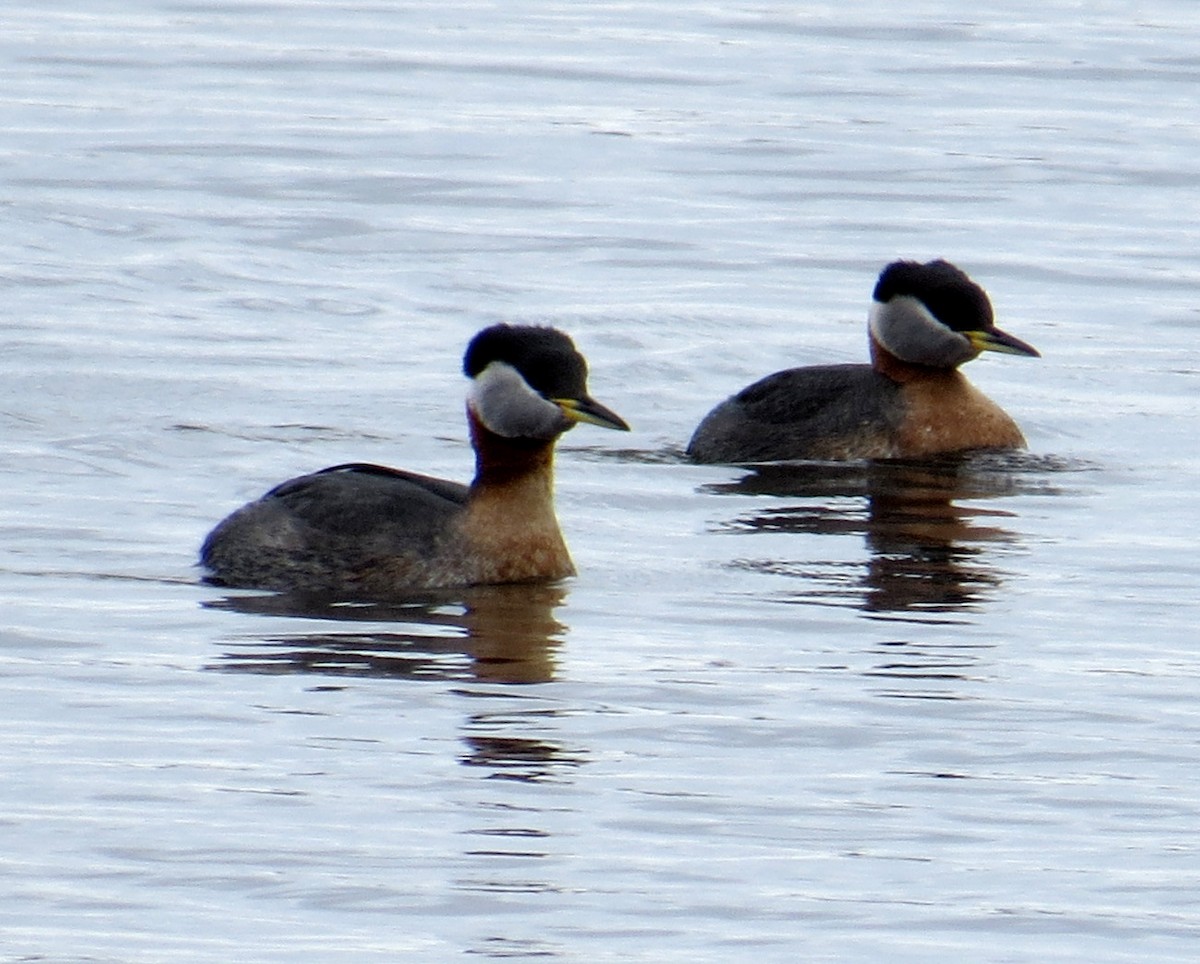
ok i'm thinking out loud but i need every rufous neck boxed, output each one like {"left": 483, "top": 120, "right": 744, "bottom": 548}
{"left": 869, "top": 333, "right": 958, "bottom": 385}
{"left": 467, "top": 406, "right": 557, "bottom": 491}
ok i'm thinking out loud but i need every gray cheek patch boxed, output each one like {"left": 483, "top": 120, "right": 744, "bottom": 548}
{"left": 869, "top": 297, "right": 976, "bottom": 367}
{"left": 468, "top": 362, "right": 569, "bottom": 440}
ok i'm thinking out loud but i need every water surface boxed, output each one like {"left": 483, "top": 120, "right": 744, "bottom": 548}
{"left": 3, "top": 2, "right": 1200, "bottom": 961}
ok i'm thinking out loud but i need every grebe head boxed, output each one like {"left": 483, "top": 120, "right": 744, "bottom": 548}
{"left": 464, "top": 324, "right": 630, "bottom": 440}
{"left": 868, "top": 259, "right": 1039, "bottom": 369}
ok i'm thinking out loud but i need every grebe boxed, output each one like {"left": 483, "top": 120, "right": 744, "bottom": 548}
{"left": 686, "top": 259, "right": 1039, "bottom": 463}
{"left": 201, "top": 324, "right": 629, "bottom": 595}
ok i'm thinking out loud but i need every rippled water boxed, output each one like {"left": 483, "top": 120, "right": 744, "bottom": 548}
{"left": 4, "top": 3, "right": 1200, "bottom": 961}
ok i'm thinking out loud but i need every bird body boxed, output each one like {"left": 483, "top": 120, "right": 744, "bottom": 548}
{"left": 201, "top": 325, "right": 627, "bottom": 595}
{"left": 687, "top": 260, "right": 1038, "bottom": 463}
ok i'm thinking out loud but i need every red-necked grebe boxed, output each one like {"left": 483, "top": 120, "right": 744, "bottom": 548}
{"left": 686, "top": 259, "right": 1039, "bottom": 463}
{"left": 201, "top": 324, "right": 629, "bottom": 594}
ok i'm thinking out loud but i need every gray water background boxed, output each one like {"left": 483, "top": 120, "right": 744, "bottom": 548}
{"left": 3, "top": 2, "right": 1200, "bottom": 961}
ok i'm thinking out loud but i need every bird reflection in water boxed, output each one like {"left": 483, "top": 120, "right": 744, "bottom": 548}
{"left": 459, "top": 732, "right": 585, "bottom": 783}
{"left": 206, "top": 581, "right": 567, "bottom": 684}
{"left": 705, "top": 453, "right": 1060, "bottom": 616}
{"left": 207, "top": 583, "right": 583, "bottom": 781}
{"left": 705, "top": 452, "right": 1090, "bottom": 699}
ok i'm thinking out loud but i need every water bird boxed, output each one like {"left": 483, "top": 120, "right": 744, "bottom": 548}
{"left": 686, "top": 259, "right": 1039, "bottom": 463}
{"left": 201, "top": 324, "right": 629, "bottom": 594}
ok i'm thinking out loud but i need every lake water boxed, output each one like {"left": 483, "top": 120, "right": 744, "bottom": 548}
{"left": 3, "top": 2, "right": 1200, "bottom": 961}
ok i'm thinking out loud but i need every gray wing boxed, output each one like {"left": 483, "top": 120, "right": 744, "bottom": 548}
{"left": 687, "top": 365, "right": 903, "bottom": 462}
{"left": 201, "top": 462, "right": 469, "bottom": 590}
